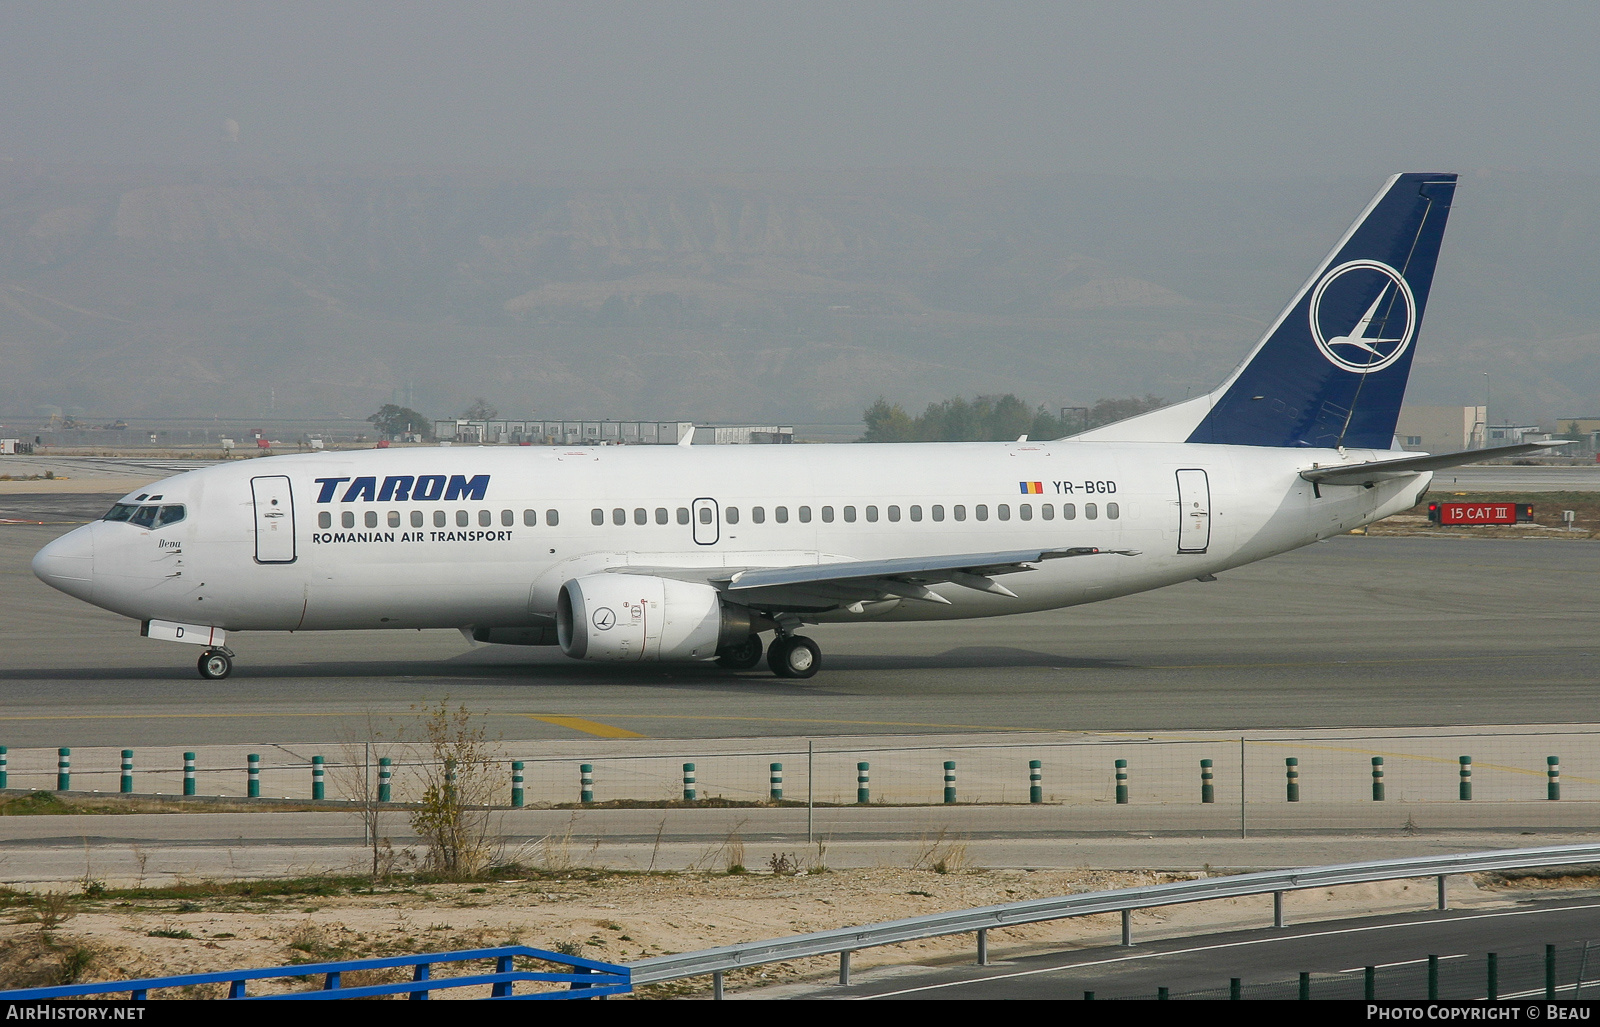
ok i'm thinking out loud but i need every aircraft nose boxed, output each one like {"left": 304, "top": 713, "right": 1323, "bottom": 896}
{"left": 32, "top": 524, "right": 95, "bottom": 602}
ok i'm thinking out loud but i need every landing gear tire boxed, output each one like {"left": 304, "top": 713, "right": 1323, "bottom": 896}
{"left": 767, "top": 635, "right": 821, "bottom": 679}
{"left": 198, "top": 649, "right": 233, "bottom": 680}
{"left": 716, "top": 634, "right": 764, "bottom": 670}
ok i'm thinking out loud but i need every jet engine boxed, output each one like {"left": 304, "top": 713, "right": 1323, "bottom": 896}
{"left": 556, "top": 574, "right": 764, "bottom": 662}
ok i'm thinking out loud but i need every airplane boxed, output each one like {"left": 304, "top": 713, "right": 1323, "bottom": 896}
{"left": 32, "top": 172, "right": 1561, "bottom": 681}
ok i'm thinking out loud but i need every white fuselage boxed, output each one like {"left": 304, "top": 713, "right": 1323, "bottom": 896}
{"left": 38, "top": 440, "right": 1431, "bottom": 635}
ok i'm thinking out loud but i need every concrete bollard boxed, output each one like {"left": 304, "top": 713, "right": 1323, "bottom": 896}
{"left": 0, "top": 746, "right": 7, "bottom": 789}
{"left": 1371, "top": 757, "right": 1385, "bottom": 801}
{"left": 57, "top": 748, "right": 70, "bottom": 791}
{"left": 857, "top": 762, "right": 870, "bottom": 804}
{"left": 121, "top": 750, "right": 134, "bottom": 794}
{"left": 248, "top": 754, "right": 261, "bottom": 798}
{"left": 682, "top": 762, "right": 696, "bottom": 802}
{"left": 1459, "top": 756, "right": 1472, "bottom": 800}
{"left": 1115, "top": 759, "right": 1129, "bottom": 804}
{"left": 581, "top": 764, "right": 594, "bottom": 804}
{"left": 1200, "top": 759, "right": 1214, "bottom": 804}
{"left": 312, "top": 755, "right": 326, "bottom": 800}
{"left": 183, "top": 752, "right": 196, "bottom": 797}
{"left": 943, "top": 761, "right": 957, "bottom": 804}
{"left": 1029, "top": 759, "right": 1042, "bottom": 804}
{"left": 770, "top": 762, "right": 783, "bottom": 801}
{"left": 1548, "top": 756, "right": 1560, "bottom": 800}
{"left": 511, "top": 762, "right": 524, "bottom": 808}
{"left": 377, "top": 757, "right": 391, "bottom": 802}
{"left": 1285, "top": 758, "right": 1299, "bottom": 802}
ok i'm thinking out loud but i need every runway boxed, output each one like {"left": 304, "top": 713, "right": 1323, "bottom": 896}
{"left": 5, "top": 505, "right": 1600, "bottom": 747}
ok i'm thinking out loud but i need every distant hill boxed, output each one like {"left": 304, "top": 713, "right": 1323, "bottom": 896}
{"left": 1, "top": 165, "right": 1595, "bottom": 426}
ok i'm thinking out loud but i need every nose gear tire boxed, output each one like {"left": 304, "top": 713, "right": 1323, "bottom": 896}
{"left": 198, "top": 650, "right": 233, "bottom": 680}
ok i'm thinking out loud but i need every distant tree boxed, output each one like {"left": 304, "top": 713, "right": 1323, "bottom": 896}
{"left": 862, "top": 398, "right": 916, "bottom": 442}
{"left": 860, "top": 393, "right": 1168, "bottom": 442}
{"left": 1087, "top": 394, "right": 1168, "bottom": 429}
{"left": 367, "top": 404, "right": 433, "bottom": 441}
{"left": 463, "top": 398, "right": 498, "bottom": 420}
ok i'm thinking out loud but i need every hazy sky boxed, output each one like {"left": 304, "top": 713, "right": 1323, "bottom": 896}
{"left": 4, "top": 1, "right": 1598, "bottom": 177}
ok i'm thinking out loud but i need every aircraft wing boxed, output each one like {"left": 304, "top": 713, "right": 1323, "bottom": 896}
{"left": 1300, "top": 441, "right": 1569, "bottom": 488}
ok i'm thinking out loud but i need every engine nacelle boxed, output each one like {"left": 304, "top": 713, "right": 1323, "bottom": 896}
{"left": 556, "top": 574, "right": 761, "bottom": 662}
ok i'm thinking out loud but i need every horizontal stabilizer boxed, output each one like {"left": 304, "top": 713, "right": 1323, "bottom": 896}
{"left": 1300, "top": 441, "right": 1569, "bottom": 487}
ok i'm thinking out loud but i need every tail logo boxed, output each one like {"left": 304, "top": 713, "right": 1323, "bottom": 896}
{"left": 1309, "top": 259, "right": 1417, "bottom": 374}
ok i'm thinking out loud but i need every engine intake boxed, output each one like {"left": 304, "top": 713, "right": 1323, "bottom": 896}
{"left": 557, "top": 574, "right": 763, "bottom": 662}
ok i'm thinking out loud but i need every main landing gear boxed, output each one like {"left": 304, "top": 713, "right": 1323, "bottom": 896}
{"left": 715, "top": 633, "right": 765, "bottom": 670}
{"left": 197, "top": 647, "right": 235, "bottom": 680}
{"left": 766, "top": 634, "right": 821, "bottom": 679}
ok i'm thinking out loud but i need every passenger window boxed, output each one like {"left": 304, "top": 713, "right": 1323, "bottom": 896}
{"left": 1062, "top": 504, "right": 1076, "bottom": 520}
{"left": 103, "top": 504, "right": 137, "bottom": 522}
{"left": 677, "top": 507, "right": 690, "bottom": 525}
{"left": 434, "top": 510, "right": 447, "bottom": 527}
{"left": 975, "top": 504, "right": 988, "bottom": 521}
{"left": 546, "top": 509, "right": 559, "bottom": 526}
{"left": 634, "top": 508, "right": 647, "bottom": 525}
{"left": 390, "top": 511, "right": 402, "bottom": 528}
{"left": 318, "top": 511, "right": 331, "bottom": 529}
{"left": 752, "top": 506, "right": 766, "bottom": 524}
{"left": 157, "top": 506, "right": 186, "bottom": 527}
{"left": 457, "top": 510, "right": 470, "bottom": 527}
{"left": 655, "top": 507, "right": 669, "bottom": 525}
{"left": 822, "top": 506, "right": 834, "bottom": 523}
{"left": 776, "top": 506, "right": 789, "bottom": 523}
{"left": 501, "top": 509, "right": 514, "bottom": 527}
{"left": 524, "top": 509, "right": 538, "bottom": 526}
{"left": 726, "top": 507, "right": 739, "bottom": 524}
{"left": 612, "top": 508, "right": 626, "bottom": 526}
{"left": 866, "top": 505, "right": 879, "bottom": 522}
{"left": 365, "top": 511, "right": 378, "bottom": 529}
{"left": 954, "top": 505, "right": 967, "bottom": 522}
{"left": 131, "top": 506, "right": 159, "bottom": 527}
{"left": 932, "top": 505, "right": 945, "bottom": 522}
{"left": 1041, "top": 504, "right": 1054, "bottom": 521}
{"left": 699, "top": 507, "right": 713, "bottom": 524}
{"left": 342, "top": 511, "right": 355, "bottom": 529}
{"left": 799, "top": 506, "right": 812, "bottom": 523}
{"left": 910, "top": 505, "right": 923, "bottom": 522}
{"left": 413, "top": 510, "right": 425, "bottom": 528}
{"left": 888, "top": 505, "right": 901, "bottom": 522}
{"left": 843, "top": 506, "right": 856, "bottom": 522}
{"left": 1019, "top": 504, "right": 1032, "bottom": 521}
{"left": 998, "top": 504, "right": 1010, "bottom": 521}
{"left": 479, "top": 510, "right": 492, "bottom": 527}
{"left": 591, "top": 508, "right": 604, "bottom": 526}
{"left": 1107, "top": 502, "right": 1120, "bottom": 519}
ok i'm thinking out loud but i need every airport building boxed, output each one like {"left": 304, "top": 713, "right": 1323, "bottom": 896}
{"left": 433, "top": 418, "right": 793, "bottom": 445}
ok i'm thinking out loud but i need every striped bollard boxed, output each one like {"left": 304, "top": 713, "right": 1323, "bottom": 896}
{"left": 1458, "top": 756, "right": 1472, "bottom": 800}
{"left": 183, "top": 752, "right": 196, "bottom": 796}
{"left": 1200, "top": 759, "right": 1214, "bottom": 804}
{"left": 770, "top": 763, "right": 783, "bottom": 801}
{"left": 57, "top": 747, "right": 70, "bottom": 791}
{"left": 1371, "top": 757, "right": 1384, "bottom": 801}
{"left": 121, "top": 750, "right": 134, "bottom": 794}
{"left": 1547, "top": 756, "right": 1560, "bottom": 800}
{"left": 511, "top": 762, "right": 524, "bottom": 808}
{"left": 943, "top": 761, "right": 957, "bottom": 804}
{"left": 312, "top": 755, "right": 325, "bottom": 800}
{"left": 856, "top": 762, "right": 870, "bottom": 804}
{"left": 0, "top": 746, "right": 7, "bottom": 789}
{"left": 682, "top": 762, "right": 696, "bottom": 802}
{"left": 377, "top": 757, "right": 391, "bottom": 802}
{"left": 1285, "top": 758, "right": 1299, "bottom": 802}
{"left": 1114, "top": 759, "right": 1128, "bottom": 804}
{"left": 248, "top": 754, "right": 261, "bottom": 798}
{"left": 1029, "top": 760, "right": 1042, "bottom": 804}
{"left": 581, "top": 764, "right": 594, "bottom": 804}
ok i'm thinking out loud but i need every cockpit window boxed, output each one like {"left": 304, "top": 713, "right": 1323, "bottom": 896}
{"left": 129, "top": 506, "right": 159, "bottom": 527}
{"left": 103, "top": 504, "right": 138, "bottom": 522}
{"left": 156, "top": 505, "right": 186, "bottom": 527}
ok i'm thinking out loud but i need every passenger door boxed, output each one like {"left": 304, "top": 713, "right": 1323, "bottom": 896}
{"left": 1175, "top": 469, "right": 1210, "bottom": 554}
{"left": 251, "top": 476, "right": 297, "bottom": 564}
{"left": 691, "top": 497, "right": 720, "bottom": 546}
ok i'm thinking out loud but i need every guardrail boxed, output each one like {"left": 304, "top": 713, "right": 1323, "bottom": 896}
{"left": 0, "top": 945, "right": 629, "bottom": 1001}
{"left": 627, "top": 843, "right": 1600, "bottom": 997}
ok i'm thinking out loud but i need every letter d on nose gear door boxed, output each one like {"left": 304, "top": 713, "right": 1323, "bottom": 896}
{"left": 251, "top": 476, "right": 297, "bottom": 564}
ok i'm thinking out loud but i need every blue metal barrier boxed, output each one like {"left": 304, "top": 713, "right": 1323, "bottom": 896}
{"left": 0, "top": 945, "right": 629, "bottom": 1001}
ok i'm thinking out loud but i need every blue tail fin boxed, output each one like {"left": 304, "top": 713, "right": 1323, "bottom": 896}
{"left": 1186, "top": 173, "right": 1457, "bottom": 449}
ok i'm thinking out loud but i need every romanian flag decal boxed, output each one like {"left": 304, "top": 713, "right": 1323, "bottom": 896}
{"left": 1019, "top": 481, "right": 1043, "bottom": 494}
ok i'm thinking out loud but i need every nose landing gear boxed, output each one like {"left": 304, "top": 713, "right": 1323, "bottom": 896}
{"left": 767, "top": 634, "right": 821, "bottom": 679}
{"left": 198, "top": 647, "right": 235, "bottom": 680}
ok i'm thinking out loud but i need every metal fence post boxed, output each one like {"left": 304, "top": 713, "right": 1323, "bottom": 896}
{"left": 183, "top": 752, "right": 196, "bottom": 796}
{"left": 1547, "top": 944, "right": 1557, "bottom": 999}
{"left": 1121, "top": 909, "right": 1132, "bottom": 946}
{"left": 1274, "top": 891, "right": 1284, "bottom": 928}
{"left": 1459, "top": 755, "right": 1472, "bottom": 800}
{"left": 1372, "top": 756, "right": 1385, "bottom": 801}
{"left": 1285, "top": 757, "right": 1299, "bottom": 802}
{"left": 770, "top": 762, "right": 783, "bottom": 801}
{"left": 581, "top": 763, "right": 594, "bottom": 804}
{"left": 1200, "top": 758, "right": 1214, "bottom": 803}
{"left": 857, "top": 761, "right": 870, "bottom": 804}
{"left": 943, "top": 761, "right": 957, "bottom": 804}
{"left": 1548, "top": 756, "right": 1561, "bottom": 800}
{"left": 121, "top": 750, "right": 134, "bottom": 794}
{"left": 56, "top": 747, "right": 70, "bottom": 791}
{"left": 1029, "top": 760, "right": 1042, "bottom": 804}
{"left": 976, "top": 928, "right": 988, "bottom": 965}
{"left": 1230, "top": 978, "right": 1241, "bottom": 1000}
{"left": 1428, "top": 954, "right": 1439, "bottom": 999}
{"left": 1299, "top": 972, "right": 1310, "bottom": 1000}
{"left": 248, "top": 753, "right": 261, "bottom": 798}
{"left": 839, "top": 950, "right": 851, "bottom": 986}
{"left": 1487, "top": 951, "right": 1498, "bottom": 1000}
{"left": 1115, "top": 759, "right": 1129, "bottom": 804}
{"left": 312, "top": 755, "right": 325, "bottom": 800}
{"left": 1438, "top": 875, "right": 1448, "bottom": 910}
{"left": 1365, "top": 966, "right": 1376, "bottom": 1000}
{"left": 511, "top": 762, "right": 524, "bottom": 808}
{"left": 377, "top": 757, "right": 391, "bottom": 802}
{"left": 682, "top": 762, "right": 696, "bottom": 802}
